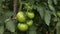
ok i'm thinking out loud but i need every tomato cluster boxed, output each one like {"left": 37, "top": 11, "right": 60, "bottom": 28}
{"left": 16, "top": 3, "right": 35, "bottom": 31}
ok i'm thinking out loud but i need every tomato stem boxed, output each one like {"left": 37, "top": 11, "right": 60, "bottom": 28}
{"left": 19, "top": 0, "right": 22, "bottom": 11}
{"left": 26, "top": 9, "right": 28, "bottom": 18}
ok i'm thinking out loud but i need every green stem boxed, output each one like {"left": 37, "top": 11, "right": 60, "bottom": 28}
{"left": 26, "top": 8, "right": 29, "bottom": 17}
{"left": 26, "top": 8, "right": 28, "bottom": 15}
{"left": 19, "top": 0, "right": 22, "bottom": 11}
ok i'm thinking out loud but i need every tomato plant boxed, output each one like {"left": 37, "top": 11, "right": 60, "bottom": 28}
{"left": 0, "top": 0, "right": 60, "bottom": 34}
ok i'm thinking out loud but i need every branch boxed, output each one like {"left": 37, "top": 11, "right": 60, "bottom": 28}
{"left": 13, "top": 0, "right": 17, "bottom": 20}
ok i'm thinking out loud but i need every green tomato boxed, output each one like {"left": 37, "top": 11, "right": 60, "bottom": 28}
{"left": 26, "top": 12, "right": 34, "bottom": 19}
{"left": 27, "top": 20, "right": 33, "bottom": 26}
{"left": 16, "top": 11, "right": 26, "bottom": 22}
{"left": 25, "top": 3, "right": 32, "bottom": 10}
{"left": 57, "top": 12, "right": 60, "bottom": 17}
{"left": 28, "top": 6, "right": 32, "bottom": 10}
{"left": 17, "top": 23, "right": 28, "bottom": 31}
{"left": 25, "top": 3, "right": 29, "bottom": 6}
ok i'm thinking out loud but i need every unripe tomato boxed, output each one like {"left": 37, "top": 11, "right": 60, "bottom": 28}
{"left": 57, "top": 11, "right": 60, "bottom": 17}
{"left": 16, "top": 11, "right": 26, "bottom": 22}
{"left": 27, "top": 20, "right": 33, "bottom": 26}
{"left": 25, "top": 3, "right": 32, "bottom": 10}
{"left": 17, "top": 23, "right": 28, "bottom": 31}
{"left": 25, "top": 3, "right": 29, "bottom": 6}
{"left": 26, "top": 12, "right": 34, "bottom": 19}
{"left": 28, "top": 6, "right": 32, "bottom": 10}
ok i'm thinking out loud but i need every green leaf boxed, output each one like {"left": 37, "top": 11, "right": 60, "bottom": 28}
{"left": 48, "top": 0, "right": 56, "bottom": 17}
{"left": 49, "top": 5, "right": 56, "bottom": 17}
{"left": 48, "top": 0, "right": 52, "bottom": 5}
{"left": 0, "top": 14, "right": 5, "bottom": 24}
{"left": 53, "top": 0, "right": 57, "bottom": 5}
{"left": 44, "top": 10, "right": 51, "bottom": 26}
{"left": 27, "top": 0, "right": 35, "bottom": 4}
{"left": 5, "top": 18, "right": 15, "bottom": 32}
{"left": 4, "top": 11, "right": 13, "bottom": 18}
{"left": 53, "top": 17, "right": 58, "bottom": 22}
{"left": 37, "top": 5, "right": 45, "bottom": 19}
{"left": 28, "top": 26, "right": 37, "bottom": 34}
{"left": 0, "top": 26, "right": 4, "bottom": 34}
{"left": 56, "top": 21, "right": 60, "bottom": 34}
{"left": 33, "top": 5, "right": 37, "bottom": 9}
{"left": 49, "top": 5, "right": 55, "bottom": 11}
